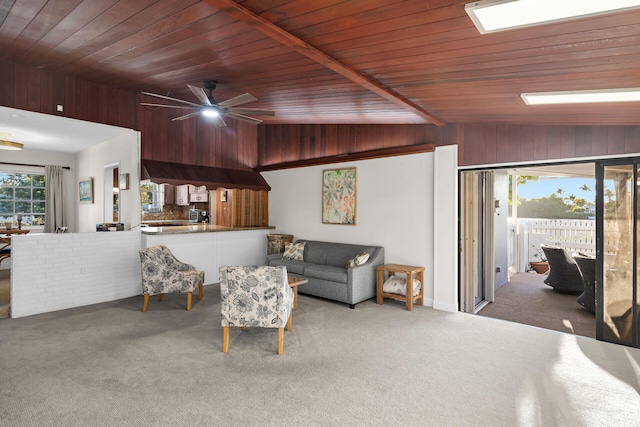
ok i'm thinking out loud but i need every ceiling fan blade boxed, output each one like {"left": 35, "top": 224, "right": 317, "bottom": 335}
{"left": 141, "top": 91, "right": 202, "bottom": 108}
{"left": 224, "top": 111, "right": 263, "bottom": 124}
{"left": 228, "top": 107, "right": 275, "bottom": 116}
{"left": 187, "top": 84, "right": 212, "bottom": 106}
{"left": 140, "top": 102, "right": 198, "bottom": 109}
{"left": 210, "top": 115, "right": 227, "bottom": 128}
{"left": 171, "top": 111, "right": 202, "bottom": 121}
{"left": 218, "top": 93, "right": 257, "bottom": 108}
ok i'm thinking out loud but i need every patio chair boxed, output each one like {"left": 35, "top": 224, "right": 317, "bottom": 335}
{"left": 138, "top": 245, "right": 204, "bottom": 312}
{"left": 573, "top": 253, "right": 596, "bottom": 313}
{"left": 219, "top": 265, "right": 293, "bottom": 355}
{"left": 540, "top": 245, "right": 583, "bottom": 294}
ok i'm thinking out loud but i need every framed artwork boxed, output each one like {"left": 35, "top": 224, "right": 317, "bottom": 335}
{"left": 322, "top": 167, "right": 357, "bottom": 225}
{"left": 118, "top": 173, "right": 129, "bottom": 190}
{"left": 78, "top": 177, "right": 94, "bottom": 204}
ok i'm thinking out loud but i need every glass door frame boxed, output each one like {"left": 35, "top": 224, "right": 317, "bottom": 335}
{"left": 596, "top": 158, "right": 638, "bottom": 348}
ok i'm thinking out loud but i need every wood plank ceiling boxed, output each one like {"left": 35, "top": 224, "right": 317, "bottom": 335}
{"left": 0, "top": 0, "right": 639, "bottom": 126}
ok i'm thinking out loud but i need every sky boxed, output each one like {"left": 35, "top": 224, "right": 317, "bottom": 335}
{"left": 517, "top": 177, "right": 596, "bottom": 202}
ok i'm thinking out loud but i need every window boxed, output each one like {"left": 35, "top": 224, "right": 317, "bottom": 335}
{"left": 140, "top": 182, "right": 164, "bottom": 213}
{"left": 0, "top": 172, "right": 46, "bottom": 226}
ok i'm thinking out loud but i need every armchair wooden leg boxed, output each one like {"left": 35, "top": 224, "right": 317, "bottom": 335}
{"left": 142, "top": 294, "right": 150, "bottom": 312}
{"left": 157, "top": 293, "right": 164, "bottom": 302}
{"left": 278, "top": 328, "right": 284, "bottom": 355}
{"left": 198, "top": 284, "right": 203, "bottom": 300}
{"left": 186, "top": 292, "right": 192, "bottom": 311}
{"left": 222, "top": 326, "right": 229, "bottom": 353}
{"left": 287, "top": 312, "right": 292, "bottom": 332}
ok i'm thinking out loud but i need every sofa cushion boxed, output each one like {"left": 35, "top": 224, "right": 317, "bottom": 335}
{"left": 326, "top": 245, "right": 375, "bottom": 268}
{"left": 283, "top": 241, "right": 305, "bottom": 261}
{"left": 346, "top": 252, "right": 370, "bottom": 268}
{"left": 304, "top": 263, "right": 348, "bottom": 284}
{"left": 266, "top": 257, "right": 306, "bottom": 275}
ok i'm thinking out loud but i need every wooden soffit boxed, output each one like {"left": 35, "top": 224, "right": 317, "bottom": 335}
{"left": 142, "top": 160, "right": 271, "bottom": 191}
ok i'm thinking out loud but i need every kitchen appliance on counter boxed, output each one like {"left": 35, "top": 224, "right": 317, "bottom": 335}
{"left": 96, "top": 223, "right": 124, "bottom": 231}
{"left": 200, "top": 210, "right": 210, "bottom": 224}
{"left": 189, "top": 208, "right": 199, "bottom": 223}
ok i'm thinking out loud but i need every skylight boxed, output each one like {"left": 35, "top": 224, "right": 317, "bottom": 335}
{"left": 465, "top": 0, "right": 640, "bottom": 34}
{"left": 521, "top": 88, "right": 640, "bottom": 105}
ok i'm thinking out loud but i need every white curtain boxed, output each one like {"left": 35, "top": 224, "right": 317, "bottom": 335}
{"left": 44, "top": 165, "right": 66, "bottom": 233}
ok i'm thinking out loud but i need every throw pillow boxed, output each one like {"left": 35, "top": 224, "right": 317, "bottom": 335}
{"left": 346, "top": 252, "right": 370, "bottom": 268}
{"left": 283, "top": 242, "right": 305, "bottom": 261}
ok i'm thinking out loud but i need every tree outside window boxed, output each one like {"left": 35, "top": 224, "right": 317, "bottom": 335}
{"left": 0, "top": 172, "right": 46, "bottom": 226}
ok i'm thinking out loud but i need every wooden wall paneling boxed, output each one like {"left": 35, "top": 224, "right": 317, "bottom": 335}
{"left": 116, "top": 89, "right": 128, "bottom": 130}
{"left": 624, "top": 126, "right": 640, "bottom": 154}
{"left": 64, "top": 74, "right": 77, "bottom": 118}
{"left": 532, "top": 126, "right": 547, "bottom": 161}
{"left": 75, "top": 78, "right": 87, "bottom": 121}
{"left": 0, "top": 60, "right": 14, "bottom": 106}
{"left": 482, "top": 124, "right": 497, "bottom": 165}
{"left": 589, "top": 126, "right": 608, "bottom": 156}
{"left": 574, "top": 126, "right": 591, "bottom": 158}
{"left": 97, "top": 83, "right": 109, "bottom": 123}
{"left": 27, "top": 66, "right": 40, "bottom": 112}
{"left": 545, "top": 126, "right": 563, "bottom": 160}
{"left": 506, "top": 125, "right": 521, "bottom": 163}
{"left": 460, "top": 124, "right": 474, "bottom": 166}
{"left": 85, "top": 80, "right": 97, "bottom": 122}
{"left": 559, "top": 126, "right": 576, "bottom": 159}
{"left": 106, "top": 86, "right": 117, "bottom": 125}
{"left": 495, "top": 125, "right": 510, "bottom": 164}
{"left": 39, "top": 68, "right": 53, "bottom": 115}
{"left": 519, "top": 125, "right": 534, "bottom": 161}
{"left": 607, "top": 126, "right": 625, "bottom": 155}
{"left": 13, "top": 62, "right": 28, "bottom": 110}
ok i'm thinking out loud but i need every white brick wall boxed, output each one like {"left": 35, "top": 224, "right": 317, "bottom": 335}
{"left": 11, "top": 231, "right": 143, "bottom": 318}
{"left": 142, "top": 229, "right": 269, "bottom": 284}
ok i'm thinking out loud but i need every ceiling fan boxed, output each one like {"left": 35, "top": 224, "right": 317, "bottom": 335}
{"left": 140, "top": 80, "right": 275, "bottom": 127}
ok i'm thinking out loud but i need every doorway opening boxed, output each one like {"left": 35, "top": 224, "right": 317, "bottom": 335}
{"left": 460, "top": 161, "right": 597, "bottom": 338}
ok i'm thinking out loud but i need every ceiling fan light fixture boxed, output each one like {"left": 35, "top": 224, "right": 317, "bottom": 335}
{"left": 0, "top": 140, "right": 24, "bottom": 150}
{"left": 465, "top": 0, "right": 640, "bottom": 34}
{"left": 202, "top": 107, "right": 219, "bottom": 118}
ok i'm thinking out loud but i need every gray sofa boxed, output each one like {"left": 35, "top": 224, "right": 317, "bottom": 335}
{"left": 265, "top": 239, "right": 384, "bottom": 308}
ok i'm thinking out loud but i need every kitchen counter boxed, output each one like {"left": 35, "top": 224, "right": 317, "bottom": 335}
{"left": 140, "top": 224, "right": 274, "bottom": 235}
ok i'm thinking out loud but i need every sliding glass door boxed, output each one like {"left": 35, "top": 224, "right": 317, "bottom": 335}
{"left": 596, "top": 159, "right": 638, "bottom": 347}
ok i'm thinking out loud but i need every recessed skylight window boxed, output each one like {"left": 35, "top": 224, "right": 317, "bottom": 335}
{"left": 465, "top": 0, "right": 640, "bottom": 34}
{"left": 521, "top": 88, "right": 640, "bottom": 105}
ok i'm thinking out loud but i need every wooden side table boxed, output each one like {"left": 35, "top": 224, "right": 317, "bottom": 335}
{"left": 376, "top": 264, "right": 425, "bottom": 311}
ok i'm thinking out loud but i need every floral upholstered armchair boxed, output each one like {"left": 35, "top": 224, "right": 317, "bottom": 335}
{"left": 219, "top": 265, "right": 294, "bottom": 355}
{"left": 138, "top": 245, "right": 204, "bottom": 312}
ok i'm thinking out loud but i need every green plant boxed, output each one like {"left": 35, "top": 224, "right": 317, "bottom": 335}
{"left": 531, "top": 245, "right": 547, "bottom": 262}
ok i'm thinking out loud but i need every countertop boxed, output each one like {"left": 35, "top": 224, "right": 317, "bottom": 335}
{"left": 140, "top": 224, "right": 275, "bottom": 235}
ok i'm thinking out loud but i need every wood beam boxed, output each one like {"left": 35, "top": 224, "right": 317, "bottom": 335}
{"left": 204, "top": 0, "right": 445, "bottom": 126}
{"left": 255, "top": 143, "right": 436, "bottom": 172}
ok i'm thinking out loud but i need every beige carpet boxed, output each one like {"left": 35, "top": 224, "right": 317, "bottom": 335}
{"left": 0, "top": 286, "right": 639, "bottom": 426}
{"left": 477, "top": 272, "right": 595, "bottom": 339}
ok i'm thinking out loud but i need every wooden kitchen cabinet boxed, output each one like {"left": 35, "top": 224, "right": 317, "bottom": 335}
{"left": 215, "top": 188, "right": 268, "bottom": 227}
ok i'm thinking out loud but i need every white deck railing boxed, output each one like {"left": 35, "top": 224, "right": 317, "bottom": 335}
{"left": 514, "top": 218, "right": 620, "bottom": 272}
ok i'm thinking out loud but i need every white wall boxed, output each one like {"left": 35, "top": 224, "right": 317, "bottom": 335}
{"left": 264, "top": 147, "right": 458, "bottom": 311}
{"left": 76, "top": 131, "right": 141, "bottom": 232}
{"left": 493, "top": 170, "right": 509, "bottom": 289}
{"left": 0, "top": 148, "right": 77, "bottom": 233}
{"left": 10, "top": 231, "right": 143, "bottom": 318}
